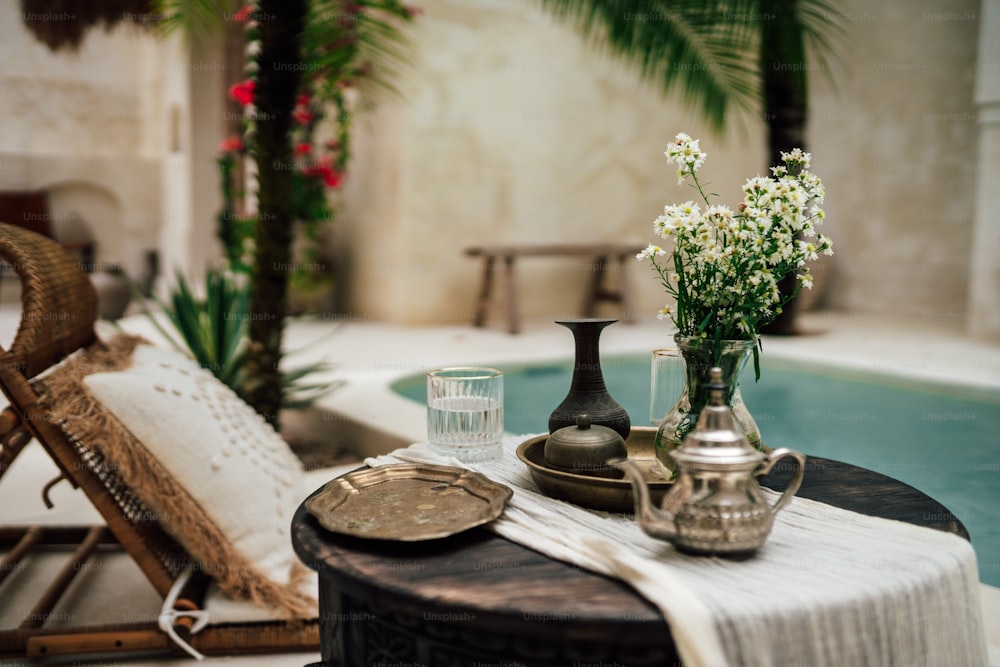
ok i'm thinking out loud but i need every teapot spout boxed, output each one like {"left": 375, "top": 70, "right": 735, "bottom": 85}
{"left": 610, "top": 458, "right": 678, "bottom": 542}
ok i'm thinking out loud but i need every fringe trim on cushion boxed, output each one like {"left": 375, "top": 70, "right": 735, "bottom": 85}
{"left": 37, "top": 334, "right": 316, "bottom": 618}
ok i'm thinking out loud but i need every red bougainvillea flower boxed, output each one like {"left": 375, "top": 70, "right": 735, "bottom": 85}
{"left": 321, "top": 168, "right": 343, "bottom": 188}
{"left": 296, "top": 93, "right": 311, "bottom": 107}
{"left": 318, "top": 155, "right": 343, "bottom": 188}
{"left": 218, "top": 136, "right": 245, "bottom": 153}
{"left": 294, "top": 142, "right": 312, "bottom": 156}
{"left": 229, "top": 79, "right": 255, "bottom": 106}
{"left": 293, "top": 107, "right": 313, "bottom": 126}
{"left": 303, "top": 158, "right": 343, "bottom": 189}
{"left": 233, "top": 5, "right": 254, "bottom": 22}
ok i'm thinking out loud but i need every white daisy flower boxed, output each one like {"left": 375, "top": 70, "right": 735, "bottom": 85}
{"left": 636, "top": 244, "right": 666, "bottom": 261}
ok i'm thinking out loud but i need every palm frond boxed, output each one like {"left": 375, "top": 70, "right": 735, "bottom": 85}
{"left": 151, "top": 0, "right": 240, "bottom": 40}
{"left": 303, "top": 0, "right": 417, "bottom": 102}
{"left": 795, "top": 0, "right": 847, "bottom": 91}
{"left": 538, "top": 0, "right": 844, "bottom": 132}
{"left": 538, "top": 0, "right": 761, "bottom": 132}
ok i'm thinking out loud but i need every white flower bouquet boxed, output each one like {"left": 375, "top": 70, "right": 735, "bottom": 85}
{"left": 638, "top": 133, "right": 833, "bottom": 373}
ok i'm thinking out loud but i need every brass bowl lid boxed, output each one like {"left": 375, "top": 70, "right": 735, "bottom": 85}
{"left": 544, "top": 414, "right": 627, "bottom": 478}
{"left": 517, "top": 428, "right": 672, "bottom": 512}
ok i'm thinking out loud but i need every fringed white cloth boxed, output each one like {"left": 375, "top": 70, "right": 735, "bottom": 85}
{"left": 367, "top": 436, "right": 989, "bottom": 667}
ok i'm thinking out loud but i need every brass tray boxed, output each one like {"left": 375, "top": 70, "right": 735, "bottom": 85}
{"left": 305, "top": 464, "right": 513, "bottom": 541}
{"left": 517, "top": 426, "right": 672, "bottom": 513}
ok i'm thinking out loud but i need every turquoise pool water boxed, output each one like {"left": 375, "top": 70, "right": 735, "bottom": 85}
{"left": 392, "top": 355, "right": 1000, "bottom": 586}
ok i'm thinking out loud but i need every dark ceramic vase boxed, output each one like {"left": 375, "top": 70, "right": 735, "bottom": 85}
{"left": 548, "top": 318, "right": 631, "bottom": 440}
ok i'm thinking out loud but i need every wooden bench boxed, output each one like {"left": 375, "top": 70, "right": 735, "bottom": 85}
{"left": 465, "top": 243, "right": 646, "bottom": 334}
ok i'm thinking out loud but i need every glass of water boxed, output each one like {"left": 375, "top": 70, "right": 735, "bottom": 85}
{"left": 650, "top": 348, "right": 685, "bottom": 426}
{"left": 426, "top": 367, "right": 504, "bottom": 462}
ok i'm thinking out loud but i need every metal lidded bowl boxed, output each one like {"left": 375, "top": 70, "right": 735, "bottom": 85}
{"left": 518, "top": 426, "right": 672, "bottom": 513}
{"left": 543, "top": 414, "right": 627, "bottom": 479}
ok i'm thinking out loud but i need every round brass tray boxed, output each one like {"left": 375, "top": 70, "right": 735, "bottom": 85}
{"left": 305, "top": 463, "right": 513, "bottom": 541}
{"left": 516, "top": 426, "right": 673, "bottom": 513}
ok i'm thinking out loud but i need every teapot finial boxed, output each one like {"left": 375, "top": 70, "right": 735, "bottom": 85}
{"left": 707, "top": 367, "right": 726, "bottom": 403}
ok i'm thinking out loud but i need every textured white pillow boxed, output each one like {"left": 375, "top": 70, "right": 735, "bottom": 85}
{"left": 82, "top": 343, "right": 307, "bottom": 606}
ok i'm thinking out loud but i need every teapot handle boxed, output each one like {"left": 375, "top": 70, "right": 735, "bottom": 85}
{"left": 756, "top": 448, "right": 806, "bottom": 514}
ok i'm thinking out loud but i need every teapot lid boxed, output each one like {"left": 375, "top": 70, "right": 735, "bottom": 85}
{"left": 671, "top": 367, "right": 764, "bottom": 468}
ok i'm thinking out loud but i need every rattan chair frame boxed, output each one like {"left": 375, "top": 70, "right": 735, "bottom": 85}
{"left": 0, "top": 223, "right": 318, "bottom": 660}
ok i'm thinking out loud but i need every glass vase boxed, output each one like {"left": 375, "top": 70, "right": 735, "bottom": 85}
{"left": 654, "top": 336, "right": 762, "bottom": 478}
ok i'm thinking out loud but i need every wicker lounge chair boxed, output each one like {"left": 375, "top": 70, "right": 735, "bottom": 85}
{"left": 0, "top": 223, "right": 319, "bottom": 660}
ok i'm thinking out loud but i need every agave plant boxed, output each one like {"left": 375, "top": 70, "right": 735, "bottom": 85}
{"left": 134, "top": 269, "right": 337, "bottom": 410}
{"left": 167, "top": 270, "right": 248, "bottom": 390}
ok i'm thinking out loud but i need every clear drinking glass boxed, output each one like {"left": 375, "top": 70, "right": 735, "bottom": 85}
{"left": 426, "top": 367, "right": 504, "bottom": 462}
{"left": 649, "top": 348, "right": 684, "bottom": 425}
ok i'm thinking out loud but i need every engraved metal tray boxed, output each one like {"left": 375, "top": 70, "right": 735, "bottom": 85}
{"left": 305, "top": 464, "right": 513, "bottom": 541}
{"left": 516, "top": 426, "right": 672, "bottom": 513}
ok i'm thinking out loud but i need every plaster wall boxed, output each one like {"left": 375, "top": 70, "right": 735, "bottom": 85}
{"left": 341, "top": 0, "right": 767, "bottom": 327}
{"left": 0, "top": 153, "right": 160, "bottom": 276}
{"left": 341, "top": 0, "right": 985, "bottom": 331}
{"left": 808, "top": 0, "right": 980, "bottom": 325}
{"left": 970, "top": 0, "right": 1000, "bottom": 340}
{"left": 158, "top": 35, "right": 227, "bottom": 287}
{"left": 0, "top": 14, "right": 152, "bottom": 158}
{"left": 0, "top": 3, "right": 165, "bottom": 275}
{"left": 0, "top": 0, "right": 988, "bottom": 334}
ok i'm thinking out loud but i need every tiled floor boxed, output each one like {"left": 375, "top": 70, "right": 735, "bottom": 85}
{"left": 2, "top": 302, "right": 999, "bottom": 665}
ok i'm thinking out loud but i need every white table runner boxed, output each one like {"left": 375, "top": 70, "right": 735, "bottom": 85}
{"left": 367, "top": 436, "right": 989, "bottom": 667}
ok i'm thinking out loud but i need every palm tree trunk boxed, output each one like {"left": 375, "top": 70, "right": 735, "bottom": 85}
{"left": 760, "top": 0, "right": 809, "bottom": 335}
{"left": 244, "top": 0, "right": 307, "bottom": 425}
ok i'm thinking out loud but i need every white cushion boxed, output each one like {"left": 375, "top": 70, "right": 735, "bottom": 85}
{"left": 82, "top": 344, "right": 307, "bottom": 603}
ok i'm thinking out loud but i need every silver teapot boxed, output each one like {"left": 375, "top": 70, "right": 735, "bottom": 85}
{"left": 614, "top": 367, "right": 805, "bottom": 556}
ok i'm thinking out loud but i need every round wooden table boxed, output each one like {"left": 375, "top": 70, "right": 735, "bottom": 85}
{"left": 292, "top": 456, "right": 968, "bottom": 667}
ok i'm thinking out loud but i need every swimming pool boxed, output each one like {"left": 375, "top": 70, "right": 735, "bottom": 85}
{"left": 392, "top": 354, "right": 1000, "bottom": 586}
